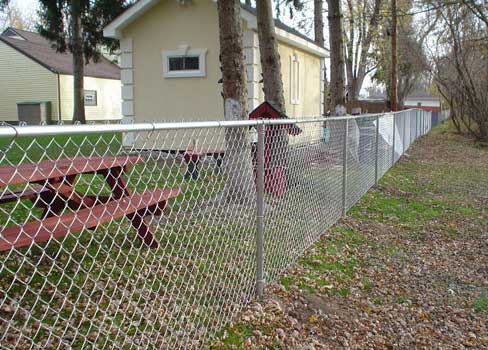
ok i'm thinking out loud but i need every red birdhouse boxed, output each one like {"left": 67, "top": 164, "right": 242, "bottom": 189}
{"left": 249, "top": 102, "right": 302, "bottom": 197}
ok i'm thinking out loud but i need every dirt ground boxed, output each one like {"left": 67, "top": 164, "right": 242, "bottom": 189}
{"left": 211, "top": 123, "right": 488, "bottom": 350}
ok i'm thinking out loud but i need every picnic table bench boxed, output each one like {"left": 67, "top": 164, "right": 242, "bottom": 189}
{"left": 183, "top": 150, "right": 224, "bottom": 180}
{"left": 0, "top": 156, "right": 180, "bottom": 251}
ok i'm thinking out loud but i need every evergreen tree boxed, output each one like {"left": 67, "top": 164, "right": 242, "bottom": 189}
{"left": 37, "top": 0, "right": 129, "bottom": 123}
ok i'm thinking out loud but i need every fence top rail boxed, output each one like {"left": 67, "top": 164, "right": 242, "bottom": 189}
{"left": 0, "top": 109, "right": 427, "bottom": 139}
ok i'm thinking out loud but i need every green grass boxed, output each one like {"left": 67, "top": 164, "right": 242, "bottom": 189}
{"left": 0, "top": 133, "right": 253, "bottom": 349}
{"left": 473, "top": 293, "right": 488, "bottom": 313}
{"left": 0, "top": 133, "right": 123, "bottom": 165}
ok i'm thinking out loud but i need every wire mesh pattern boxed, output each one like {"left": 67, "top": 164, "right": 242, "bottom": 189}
{"left": 0, "top": 110, "right": 432, "bottom": 349}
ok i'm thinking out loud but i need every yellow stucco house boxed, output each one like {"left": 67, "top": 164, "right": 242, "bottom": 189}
{"left": 104, "top": 0, "right": 329, "bottom": 128}
{"left": 0, "top": 28, "right": 121, "bottom": 124}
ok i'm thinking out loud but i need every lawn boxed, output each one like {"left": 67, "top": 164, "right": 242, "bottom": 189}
{"left": 0, "top": 132, "right": 246, "bottom": 349}
{"left": 0, "top": 131, "right": 345, "bottom": 349}
{"left": 210, "top": 121, "right": 488, "bottom": 349}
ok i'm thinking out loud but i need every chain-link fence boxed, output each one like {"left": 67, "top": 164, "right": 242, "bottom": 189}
{"left": 0, "top": 109, "right": 431, "bottom": 349}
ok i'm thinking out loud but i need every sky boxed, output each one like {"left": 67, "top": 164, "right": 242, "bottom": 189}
{"left": 10, "top": 0, "right": 38, "bottom": 17}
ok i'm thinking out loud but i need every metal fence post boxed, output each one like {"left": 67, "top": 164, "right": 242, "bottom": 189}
{"left": 342, "top": 119, "right": 349, "bottom": 217}
{"left": 255, "top": 122, "right": 265, "bottom": 298}
{"left": 403, "top": 112, "right": 407, "bottom": 153}
{"left": 418, "top": 110, "right": 420, "bottom": 138}
{"left": 392, "top": 113, "right": 396, "bottom": 165}
{"left": 374, "top": 115, "right": 380, "bottom": 185}
{"left": 422, "top": 111, "right": 424, "bottom": 135}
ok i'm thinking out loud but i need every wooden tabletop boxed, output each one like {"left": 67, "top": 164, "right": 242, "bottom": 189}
{"left": 0, "top": 156, "right": 143, "bottom": 187}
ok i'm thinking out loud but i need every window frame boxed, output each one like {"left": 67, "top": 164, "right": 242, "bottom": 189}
{"left": 84, "top": 90, "right": 98, "bottom": 106}
{"left": 162, "top": 48, "right": 207, "bottom": 78}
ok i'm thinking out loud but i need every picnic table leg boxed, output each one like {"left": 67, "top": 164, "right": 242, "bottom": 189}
{"left": 101, "top": 166, "right": 159, "bottom": 248}
{"left": 35, "top": 175, "right": 79, "bottom": 218}
{"left": 213, "top": 154, "right": 223, "bottom": 175}
{"left": 184, "top": 155, "right": 200, "bottom": 180}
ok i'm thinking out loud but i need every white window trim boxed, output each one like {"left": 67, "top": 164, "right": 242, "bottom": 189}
{"left": 162, "top": 47, "right": 207, "bottom": 78}
{"left": 290, "top": 53, "right": 300, "bottom": 105}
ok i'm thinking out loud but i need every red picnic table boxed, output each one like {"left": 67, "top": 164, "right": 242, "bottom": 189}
{"left": 0, "top": 156, "right": 180, "bottom": 251}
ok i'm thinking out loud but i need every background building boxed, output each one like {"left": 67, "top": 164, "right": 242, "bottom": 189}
{"left": 0, "top": 27, "right": 122, "bottom": 124}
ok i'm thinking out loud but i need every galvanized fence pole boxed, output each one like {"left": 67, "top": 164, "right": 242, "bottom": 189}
{"left": 374, "top": 115, "right": 380, "bottom": 185}
{"left": 392, "top": 113, "right": 396, "bottom": 165}
{"left": 417, "top": 109, "right": 422, "bottom": 137}
{"left": 422, "top": 111, "right": 425, "bottom": 135}
{"left": 342, "top": 119, "right": 349, "bottom": 217}
{"left": 255, "top": 122, "right": 265, "bottom": 298}
{"left": 403, "top": 111, "right": 407, "bottom": 153}
{"left": 410, "top": 111, "right": 414, "bottom": 142}
{"left": 420, "top": 111, "right": 423, "bottom": 136}
{"left": 422, "top": 110, "right": 425, "bottom": 135}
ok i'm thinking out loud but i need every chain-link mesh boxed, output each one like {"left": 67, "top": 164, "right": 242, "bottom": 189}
{"left": 0, "top": 110, "right": 432, "bottom": 349}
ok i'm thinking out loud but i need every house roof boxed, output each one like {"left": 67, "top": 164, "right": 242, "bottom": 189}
{"left": 404, "top": 92, "right": 440, "bottom": 101}
{"left": 0, "top": 28, "right": 120, "bottom": 80}
{"left": 103, "top": 0, "right": 329, "bottom": 58}
{"left": 366, "top": 91, "right": 440, "bottom": 101}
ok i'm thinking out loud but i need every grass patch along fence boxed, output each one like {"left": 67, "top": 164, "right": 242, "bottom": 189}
{"left": 0, "top": 110, "right": 432, "bottom": 349}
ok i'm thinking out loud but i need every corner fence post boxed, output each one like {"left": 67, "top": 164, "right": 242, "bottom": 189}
{"left": 375, "top": 115, "right": 380, "bottom": 185}
{"left": 392, "top": 113, "right": 396, "bottom": 165}
{"left": 342, "top": 119, "right": 349, "bottom": 217}
{"left": 255, "top": 122, "right": 265, "bottom": 298}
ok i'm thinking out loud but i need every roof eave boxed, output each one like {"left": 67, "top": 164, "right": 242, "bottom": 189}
{"left": 104, "top": 0, "right": 160, "bottom": 39}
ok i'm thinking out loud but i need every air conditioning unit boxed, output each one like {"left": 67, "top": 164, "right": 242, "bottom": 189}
{"left": 17, "top": 101, "right": 51, "bottom": 125}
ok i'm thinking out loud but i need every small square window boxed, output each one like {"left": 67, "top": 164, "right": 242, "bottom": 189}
{"left": 168, "top": 56, "right": 200, "bottom": 71}
{"left": 84, "top": 90, "right": 97, "bottom": 106}
{"left": 162, "top": 48, "right": 207, "bottom": 78}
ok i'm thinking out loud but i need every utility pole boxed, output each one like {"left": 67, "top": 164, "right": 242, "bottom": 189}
{"left": 390, "top": 0, "right": 398, "bottom": 111}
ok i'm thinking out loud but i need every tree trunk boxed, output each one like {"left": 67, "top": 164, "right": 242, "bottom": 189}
{"left": 71, "top": 0, "right": 85, "bottom": 123}
{"left": 256, "top": 0, "right": 289, "bottom": 177}
{"left": 314, "top": 0, "right": 325, "bottom": 47}
{"left": 217, "top": 0, "right": 254, "bottom": 204}
{"left": 327, "top": 0, "right": 346, "bottom": 115}
{"left": 345, "top": 0, "right": 382, "bottom": 102}
{"left": 314, "top": 0, "right": 328, "bottom": 114}
{"left": 390, "top": 0, "right": 398, "bottom": 111}
{"left": 256, "top": 0, "right": 286, "bottom": 113}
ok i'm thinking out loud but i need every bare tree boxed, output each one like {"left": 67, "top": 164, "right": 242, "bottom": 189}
{"left": 434, "top": 4, "right": 488, "bottom": 140}
{"left": 461, "top": 0, "right": 488, "bottom": 28}
{"left": 390, "top": 0, "right": 398, "bottom": 111}
{"left": 327, "top": 0, "right": 346, "bottom": 114}
{"left": 343, "top": 0, "right": 383, "bottom": 101}
{"left": 314, "top": 0, "right": 325, "bottom": 46}
{"left": 314, "top": 0, "right": 329, "bottom": 114}
{"left": 0, "top": 2, "right": 36, "bottom": 31}
{"left": 217, "top": 0, "right": 255, "bottom": 203}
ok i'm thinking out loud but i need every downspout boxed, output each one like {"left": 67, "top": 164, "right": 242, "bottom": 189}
{"left": 57, "top": 73, "right": 62, "bottom": 123}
